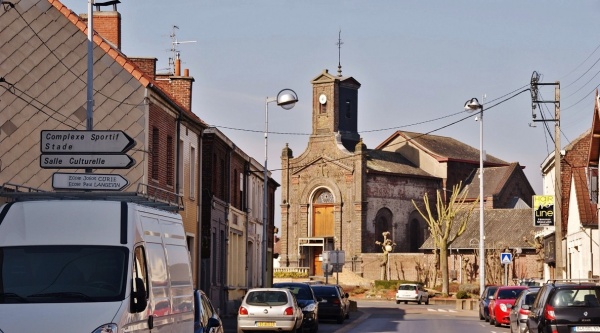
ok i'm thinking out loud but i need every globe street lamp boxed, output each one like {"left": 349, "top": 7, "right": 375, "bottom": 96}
{"left": 464, "top": 97, "right": 485, "bottom": 296}
{"left": 262, "top": 89, "right": 298, "bottom": 287}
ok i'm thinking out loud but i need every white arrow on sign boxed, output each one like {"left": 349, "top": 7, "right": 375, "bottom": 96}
{"left": 52, "top": 172, "right": 128, "bottom": 191}
{"left": 40, "top": 154, "right": 135, "bottom": 169}
{"left": 41, "top": 130, "right": 136, "bottom": 153}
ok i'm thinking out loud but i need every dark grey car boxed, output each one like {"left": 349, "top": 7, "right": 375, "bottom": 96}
{"left": 479, "top": 286, "right": 499, "bottom": 321}
{"left": 508, "top": 287, "right": 539, "bottom": 333}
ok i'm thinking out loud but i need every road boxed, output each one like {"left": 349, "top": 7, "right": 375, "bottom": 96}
{"left": 222, "top": 300, "right": 512, "bottom": 333}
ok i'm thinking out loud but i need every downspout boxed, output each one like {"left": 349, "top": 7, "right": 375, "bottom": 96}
{"left": 196, "top": 128, "right": 203, "bottom": 290}
{"left": 244, "top": 160, "right": 250, "bottom": 290}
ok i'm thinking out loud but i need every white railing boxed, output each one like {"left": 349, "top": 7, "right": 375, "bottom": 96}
{"left": 274, "top": 267, "right": 310, "bottom": 275}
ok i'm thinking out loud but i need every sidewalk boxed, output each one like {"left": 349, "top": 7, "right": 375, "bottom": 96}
{"left": 220, "top": 314, "right": 237, "bottom": 333}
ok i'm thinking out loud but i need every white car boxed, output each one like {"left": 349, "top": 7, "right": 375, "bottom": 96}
{"left": 395, "top": 283, "right": 429, "bottom": 305}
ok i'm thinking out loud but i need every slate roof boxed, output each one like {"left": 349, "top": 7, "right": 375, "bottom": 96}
{"left": 460, "top": 162, "right": 524, "bottom": 199}
{"left": 420, "top": 208, "right": 536, "bottom": 250}
{"left": 366, "top": 149, "right": 437, "bottom": 178}
{"left": 377, "top": 131, "right": 508, "bottom": 165}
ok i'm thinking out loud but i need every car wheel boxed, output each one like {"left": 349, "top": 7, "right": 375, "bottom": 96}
{"left": 404, "top": 301, "right": 408, "bottom": 304}
{"left": 479, "top": 310, "right": 485, "bottom": 320}
{"left": 417, "top": 297, "right": 422, "bottom": 305}
{"left": 336, "top": 313, "right": 344, "bottom": 324}
{"left": 489, "top": 317, "right": 495, "bottom": 325}
{"left": 425, "top": 297, "right": 429, "bottom": 305}
{"left": 396, "top": 300, "right": 400, "bottom": 304}
{"left": 494, "top": 319, "right": 501, "bottom": 327}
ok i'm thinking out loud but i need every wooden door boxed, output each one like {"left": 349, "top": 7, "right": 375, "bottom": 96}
{"left": 313, "top": 205, "right": 334, "bottom": 236}
{"left": 313, "top": 247, "right": 323, "bottom": 276}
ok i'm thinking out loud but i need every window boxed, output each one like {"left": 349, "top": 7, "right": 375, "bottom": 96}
{"left": 151, "top": 127, "right": 159, "bottom": 180}
{"left": 132, "top": 246, "right": 149, "bottom": 312}
{"left": 190, "top": 146, "right": 196, "bottom": 198}
{"left": 588, "top": 166, "right": 598, "bottom": 203}
{"left": 178, "top": 139, "right": 184, "bottom": 192}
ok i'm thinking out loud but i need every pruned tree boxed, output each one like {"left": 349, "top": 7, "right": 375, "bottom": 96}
{"left": 411, "top": 182, "right": 477, "bottom": 296}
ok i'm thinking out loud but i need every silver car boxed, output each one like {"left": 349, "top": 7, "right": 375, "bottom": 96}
{"left": 237, "top": 288, "right": 304, "bottom": 333}
{"left": 508, "top": 287, "right": 539, "bottom": 333}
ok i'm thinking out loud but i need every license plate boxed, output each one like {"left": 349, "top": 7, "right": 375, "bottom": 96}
{"left": 257, "top": 322, "right": 275, "bottom": 327}
{"left": 572, "top": 327, "right": 600, "bottom": 332}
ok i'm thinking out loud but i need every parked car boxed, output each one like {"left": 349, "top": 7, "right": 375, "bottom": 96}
{"left": 489, "top": 285, "right": 529, "bottom": 327}
{"left": 527, "top": 280, "right": 600, "bottom": 333}
{"left": 395, "top": 283, "right": 429, "bottom": 305}
{"left": 310, "top": 284, "right": 350, "bottom": 324}
{"left": 508, "top": 287, "right": 539, "bottom": 333}
{"left": 194, "top": 289, "right": 223, "bottom": 333}
{"left": 479, "top": 285, "right": 499, "bottom": 321}
{"left": 273, "top": 282, "right": 320, "bottom": 333}
{"left": 237, "top": 288, "right": 303, "bottom": 333}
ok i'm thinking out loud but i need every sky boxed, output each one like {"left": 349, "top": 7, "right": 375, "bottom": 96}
{"left": 62, "top": 0, "right": 600, "bottom": 228}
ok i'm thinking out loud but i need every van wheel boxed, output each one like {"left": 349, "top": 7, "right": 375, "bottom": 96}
{"left": 396, "top": 300, "right": 400, "bottom": 304}
{"left": 404, "top": 301, "right": 408, "bottom": 304}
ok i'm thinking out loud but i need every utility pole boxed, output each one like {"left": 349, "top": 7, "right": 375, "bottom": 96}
{"left": 530, "top": 71, "right": 563, "bottom": 279}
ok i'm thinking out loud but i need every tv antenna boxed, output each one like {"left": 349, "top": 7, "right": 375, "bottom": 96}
{"left": 168, "top": 25, "right": 196, "bottom": 74}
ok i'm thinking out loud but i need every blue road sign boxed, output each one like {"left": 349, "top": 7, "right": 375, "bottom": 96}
{"left": 501, "top": 252, "right": 513, "bottom": 264}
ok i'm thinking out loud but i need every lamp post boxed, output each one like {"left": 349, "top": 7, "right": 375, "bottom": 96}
{"left": 262, "top": 89, "right": 298, "bottom": 287}
{"left": 464, "top": 97, "right": 485, "bottom": 296}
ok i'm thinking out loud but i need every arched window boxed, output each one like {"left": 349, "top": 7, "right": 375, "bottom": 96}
{"left": 374, "top": 208, "right": 393, "bottom": 252}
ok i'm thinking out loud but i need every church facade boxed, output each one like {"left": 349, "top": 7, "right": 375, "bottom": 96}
{"left": 278, "top": 69, "right": 535, "bottom": 280}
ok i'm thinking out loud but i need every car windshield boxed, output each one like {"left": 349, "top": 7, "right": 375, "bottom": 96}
{"left": 487, "top": 287, "right": 498, "bottom": 296}
{"left": 551, "top": 287, "right": 600, "bottom": 307}
{"left": 274, "top": 284, "right": 311, "bottom": 300}
{"left": 399, "top": 285, "right": 416, "bottom": 291}
{"left": 246, "top": 291, "right": 288, "bottom": 306}
{"left": 0, "top": 245, "right": 128, "bottom": 303}
{"left": 497, "top": 288, "right": 524, "bottom": 299}
{"left": 312, "top": 287, "right": 337, "bottom": 298}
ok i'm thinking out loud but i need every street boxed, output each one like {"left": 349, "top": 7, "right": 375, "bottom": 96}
{"left": 221, "top": 300, "right": 512, "bottom": 333}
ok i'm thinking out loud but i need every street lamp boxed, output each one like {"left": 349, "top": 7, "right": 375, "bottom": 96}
{"left": 262, "top": 89, "right": 298, "bottom": 287}
{"left": 464, "top": 97, "right": 485, "bottom": 296}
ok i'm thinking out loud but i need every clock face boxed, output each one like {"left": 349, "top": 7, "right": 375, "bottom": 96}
{"left": 319, "top": 94, "right": 327, "bottom": 104}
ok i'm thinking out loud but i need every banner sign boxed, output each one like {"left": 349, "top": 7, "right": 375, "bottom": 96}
{"left": 533, "top": 195, "right": 554, "bottom": 227}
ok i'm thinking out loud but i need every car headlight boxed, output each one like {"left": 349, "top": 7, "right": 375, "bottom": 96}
{"left": 92, "top": 323, "right": 118, "bottom": 333}
{"left": 303, "top": 303, "right": 317, "bottom": 312}
{"left": 499, "top": 304, "right": 507, "bottom": 312}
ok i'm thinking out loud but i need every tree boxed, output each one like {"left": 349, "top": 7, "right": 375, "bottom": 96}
{"left": 411, "top": 182, "right": 477, "bottom": 296}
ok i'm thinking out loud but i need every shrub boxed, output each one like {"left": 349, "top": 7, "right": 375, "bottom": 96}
{"left": 458, "top": 284, "right": 479, "bottom": 295}
{"left": 455, "top": 290, "right": 469, "bottom": 299}
{"left": 273, "top": 271, "right": 308, "bottom": 279}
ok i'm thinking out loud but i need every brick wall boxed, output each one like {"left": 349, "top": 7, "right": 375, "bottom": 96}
{"left": 129, "top": 57, "right": 157, "bottom": 80}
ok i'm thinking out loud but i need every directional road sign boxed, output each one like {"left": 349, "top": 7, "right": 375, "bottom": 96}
{"left": 501, "top": 252, "right": 513, "bottom": 265}
{"left": 40, "top": 154, "right": 135, "bottom": 169}
{"left": 52, "top": 172, "right": 128, "bottom": 191}
{"left": 41, "top": 130, "right": 135, "bottom": 153}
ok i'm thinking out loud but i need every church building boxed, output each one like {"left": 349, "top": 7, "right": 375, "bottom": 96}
{"left": 278, "top": 69, "right": 534, "bottom": 280}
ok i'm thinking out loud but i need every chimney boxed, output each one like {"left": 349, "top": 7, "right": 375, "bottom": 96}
{"left": 80, "top": 9, "right": 122, "bottom": 50}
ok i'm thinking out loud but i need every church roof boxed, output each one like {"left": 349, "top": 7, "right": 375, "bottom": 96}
{"left": 365, "top": 149, "right": 437, "bottom": 178}
{"left": 377, "top": 131, "right": 508, "bottom": 165}
{"left": 460, "top": 163, "right": 526, "bottom": 199}
{"left": 420, "top": 208, "right": 536, "bottom": 250}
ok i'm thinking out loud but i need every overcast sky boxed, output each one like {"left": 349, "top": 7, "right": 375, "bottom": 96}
{"left": 62, "top": 0, "right": 600, "bottom": 226}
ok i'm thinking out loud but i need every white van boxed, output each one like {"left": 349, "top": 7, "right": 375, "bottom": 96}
{"left": 0, "top": 197, "right": 194, "bottom": 332}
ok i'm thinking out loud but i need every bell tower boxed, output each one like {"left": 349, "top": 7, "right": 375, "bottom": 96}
{"left": 310, "top": 69, "right": 361, "bottom": 151}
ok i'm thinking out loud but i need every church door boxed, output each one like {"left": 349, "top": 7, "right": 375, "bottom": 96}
{"left": 313, "top": 247, "right": 323, "bottom": 276}
{"left": 313, "top": 205, "right": 334, "bottom": 236}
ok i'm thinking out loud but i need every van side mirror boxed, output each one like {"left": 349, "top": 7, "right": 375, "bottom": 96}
{"left": 131, "top": 277, "right": 148, "bottom": 313}
{"left": 207, "top": 317, "right": 221, "bottom": 329}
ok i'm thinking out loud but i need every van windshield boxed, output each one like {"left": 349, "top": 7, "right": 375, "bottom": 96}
{"left": 0, "top": 245, "right": 128, "bottom": 303}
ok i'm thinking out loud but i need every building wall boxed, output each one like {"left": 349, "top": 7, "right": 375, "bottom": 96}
{"left": 365, "top": 173, "right": 440, "bottom": 253}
